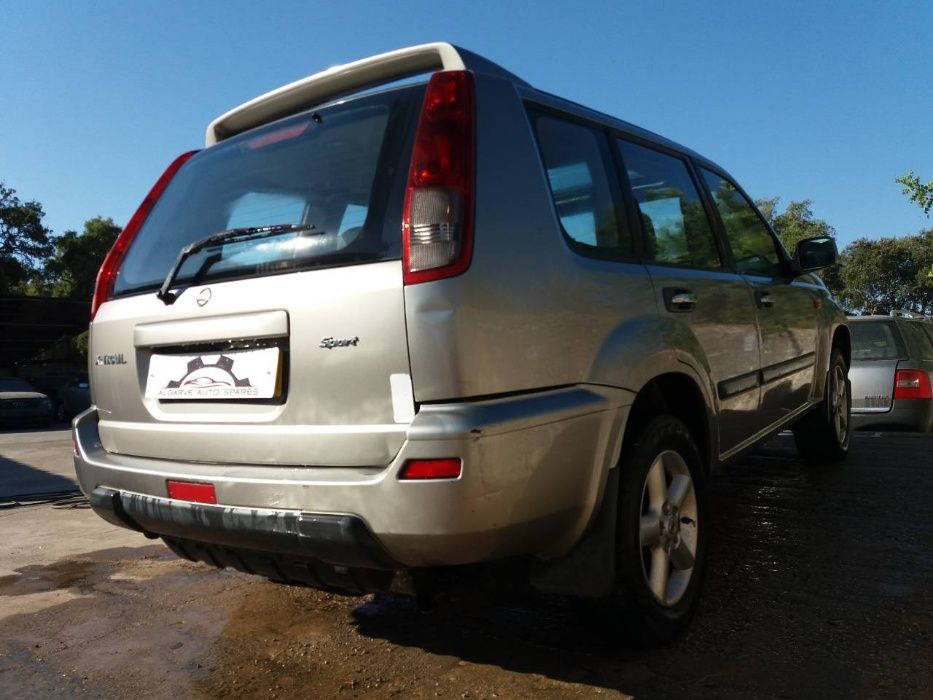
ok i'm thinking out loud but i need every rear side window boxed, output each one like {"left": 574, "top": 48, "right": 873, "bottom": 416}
{"left": 531, "top": 113, "right": 631, "bottom": 258}
{"left": 923, "top": 324, "right": 933, "bottom": 351}
{"left": 114, "top": 87, "right": 419, "bottom": 295}
{"left": 700, "top": 169, "right": 784, "bottom": 277}
{"left": 850, "top": 321, "right": 907, "bottom": 361}
{"left": 900, "top": 321, "right": 933, "bottom": 361}
{"left": 616, "top": 140, "right": 721, "bottom": 269}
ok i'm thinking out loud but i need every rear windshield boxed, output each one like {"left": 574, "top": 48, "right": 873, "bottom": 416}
{"left": 114, "top": 87, "right": 421, "bottom": 296}
{"left": 850, "top": 321, "right": 907, "bottom": 361}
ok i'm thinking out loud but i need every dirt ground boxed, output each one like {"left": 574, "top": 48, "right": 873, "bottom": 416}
{"left": 1, "top": 431, "right": 932, "bottom": 699}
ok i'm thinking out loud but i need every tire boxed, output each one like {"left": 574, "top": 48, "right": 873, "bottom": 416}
{"left": 792, "top": 348, "right": 850, "bottom": 463}
{"left": 614, "top": 414, "right": 708, "bottom": 645}
{"left": 55, "top": 402, "right": 67, "bottom": 423}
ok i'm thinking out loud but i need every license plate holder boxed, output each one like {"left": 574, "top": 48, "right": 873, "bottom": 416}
{"left": 145, "top": 347, "right": 281, "bottom": 400}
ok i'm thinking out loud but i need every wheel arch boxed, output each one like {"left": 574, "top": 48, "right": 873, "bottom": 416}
{"left": 622, "top": 372, "right": 714, "bottom": 474}
{"left": 832, "top": 323, "right": 851, "bottom": 367}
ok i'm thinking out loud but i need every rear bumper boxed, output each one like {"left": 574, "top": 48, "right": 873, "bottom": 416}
{"left": 852, "top": 399, "right": 933, "bottom": 432}
{"left": 89, "top": 486, "right": 396, "bottom": 569}
{"left": 73, "top": 385, "right": 631, "bottom": 569}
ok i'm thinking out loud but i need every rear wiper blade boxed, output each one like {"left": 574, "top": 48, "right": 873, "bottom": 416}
{"left": 156, "top": 223, "right": 317, "bottom": 304}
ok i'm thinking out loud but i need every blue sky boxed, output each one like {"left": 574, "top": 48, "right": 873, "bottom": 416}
{"left": 2, "top": 0, "right": 931, "bottom": 247}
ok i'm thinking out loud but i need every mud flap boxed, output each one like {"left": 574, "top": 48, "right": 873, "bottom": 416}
{"left": 529, "top": 468, "right": 618, "bottom": 597}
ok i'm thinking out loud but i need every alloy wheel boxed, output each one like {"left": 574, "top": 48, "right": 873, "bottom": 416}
{"left": 639, "top": 450, "right": 699, "bottom": 607}
{"left": 831, "top": 364, "right": 849, "bottom": 446}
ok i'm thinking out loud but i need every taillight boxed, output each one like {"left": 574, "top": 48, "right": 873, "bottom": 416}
{"left": 91, "top": 151, "right": 198, "bottom": 319}
{"left": 402, "top": 70, "right": 475, "bottom": 285}
{"left": 894, "top": 369, "right": 933, "bottom": 400}
{"left": 398, "top": 458, "right": 462, "bottom": 480}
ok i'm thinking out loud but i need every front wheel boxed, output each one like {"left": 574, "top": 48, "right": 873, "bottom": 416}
{"left": 614, "top": 414, "right": 707, "bottom": 645}
{"left": 792, "top": 348, "right": 850, "bottom": 463}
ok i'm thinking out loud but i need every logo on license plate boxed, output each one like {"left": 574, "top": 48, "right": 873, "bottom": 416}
{"left": 161, "top": 355, "right": 257, "bottom": 398}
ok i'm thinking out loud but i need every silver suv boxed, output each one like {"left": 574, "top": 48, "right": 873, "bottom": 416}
{"left": 74, "top": 43, "right": 850, "bottom": 642}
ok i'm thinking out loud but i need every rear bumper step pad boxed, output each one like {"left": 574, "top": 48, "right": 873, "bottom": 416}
{"left": 89, "top": 486, "right": 397, "bottom": 571}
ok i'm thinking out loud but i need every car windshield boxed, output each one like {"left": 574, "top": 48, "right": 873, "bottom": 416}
{"left": 850, "top": 321, "right": 906, "bottom": 361}
{"left": 114, "top": 86, "right": 421, "bottom": 295}
{"left": 0, "top": 378, "right": 37, "bottom": 392}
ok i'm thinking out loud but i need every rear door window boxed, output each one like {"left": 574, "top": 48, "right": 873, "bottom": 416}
{"left": 850, "top": 321, "right": 907, "bottom": 361}
{"left": 699, "top": 169, "right": 785, "bottom": 277}
{"left": 530, "top": 113, "right": 632, "bottom": 258}
{"left": 114, "top": 87, "right": 420, "bottom": 296}
{"left": 900, "top": 321, "right": 933, "bottom": 361}
{"left": 616, "top": 140, "right": 722, "bottom": 269}
{"left": 922, "top": 324, "right": 933, "bottom": 352}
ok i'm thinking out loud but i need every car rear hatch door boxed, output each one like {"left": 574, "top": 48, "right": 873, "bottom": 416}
{"left": 850, "top": 360, "right": 898, "bottom": 412}
{"left": 849, "top": 320, "right": 907, "bottom": 413}
{"left": 90, "top": 86, "right": 422, "bottom": 467}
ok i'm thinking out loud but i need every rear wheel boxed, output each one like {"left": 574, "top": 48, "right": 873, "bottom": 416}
{"left": 792, "top": 348, "right": 850, "bottom": 463}
{"left": 615, "top": 414, "right": 707, "bottom": 645}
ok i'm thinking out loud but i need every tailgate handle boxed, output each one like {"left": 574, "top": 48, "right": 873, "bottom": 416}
{"left": 134, "top": 310, "right": 288, "bottom": 348}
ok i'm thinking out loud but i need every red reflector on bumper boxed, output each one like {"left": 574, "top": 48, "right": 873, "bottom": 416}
{"left": 398, "top": 458, "right": 462, "bottom": 480}
{"left": 167, "top": 480, "right": 218, "bottom": 504}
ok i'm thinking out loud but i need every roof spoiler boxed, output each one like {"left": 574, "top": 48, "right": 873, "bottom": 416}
{"left": 205, "top": 42, "right": 526, "bottom": 146}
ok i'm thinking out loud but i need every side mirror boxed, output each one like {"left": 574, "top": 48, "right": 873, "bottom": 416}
{"left": 795, "top": 236, "right": 837, "bottom": 271}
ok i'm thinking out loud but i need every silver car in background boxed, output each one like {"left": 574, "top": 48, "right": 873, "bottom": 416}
{"left": 73, "top": 43, "right": 849, "bottom": 644}
{"left": 849, "top": 314, "right": 933, "bottom": 432}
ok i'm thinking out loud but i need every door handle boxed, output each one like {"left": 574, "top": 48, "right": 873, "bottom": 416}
{"left": 756, "top": 291, "right": 775, "bottom": 308}
{"left": 663, "top": 288, "right": 697, "bottom": 312}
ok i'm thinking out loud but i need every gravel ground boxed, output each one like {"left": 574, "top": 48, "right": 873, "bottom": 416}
{"left": 0, "top": 431, "right": 931, "bottom": 699}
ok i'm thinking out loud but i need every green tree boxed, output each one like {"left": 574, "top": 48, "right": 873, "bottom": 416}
{"left": 43, "top": 216, "right": 120, "bottom": 299}
{"left": 837, "top": 235, "right": 933, "bottom": 315}
{"left": 0, "top": 182, "right": 53, "bottom": 295}
{"left": 904, "top": 228, "right": 933, "bottom": 312}
{"left": 896, "top": 170, "right": 933, "bottom": 217}
{"left": 755, "top": 197, "right": 835, "bottom": 253}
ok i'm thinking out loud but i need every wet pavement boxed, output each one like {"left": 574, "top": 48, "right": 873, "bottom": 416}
{"left": 1, "top": 432, "right": 932, "bottom": 698}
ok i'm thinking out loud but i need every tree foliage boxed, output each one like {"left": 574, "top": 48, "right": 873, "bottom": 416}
{"left": 831, "top": 231, "right": 933, "bottom": 315}
{"left": 755, "top": 197, "right": 836, "bottom": 253}
{"left": 837, "top": 237, "right": 916, "bottom": 314}
{"left": 754, "top": 194, "right": 933, "bottom": 315}
{"left": 896, "top": 170, "right": 933, "bottom": 217}
{"left": 42, "top": 216, "right": 120, "bottom": 299}
{"left": 0, "top": 182, "right": 53, "bottom": 295}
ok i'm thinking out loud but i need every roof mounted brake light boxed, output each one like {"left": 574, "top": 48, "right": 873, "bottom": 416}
{"left": 246, "top": 121, "right": 311, "bottom": 149}
{"left": 91, "top": 151, "right": 198, "bottom": 320}
{"left": 402, "top": 70, "right": 475, "bottom": 285}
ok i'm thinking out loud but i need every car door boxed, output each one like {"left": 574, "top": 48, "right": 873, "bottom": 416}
{"left": 698, "top": 168, "right": 821, "bottom": 428}
{"left": 615, "top": 139, "right": 762, "bottom": 454}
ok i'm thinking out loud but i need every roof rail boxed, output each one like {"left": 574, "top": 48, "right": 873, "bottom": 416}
{"left": 205, "top": 42, "right": 526, "bottom": 146}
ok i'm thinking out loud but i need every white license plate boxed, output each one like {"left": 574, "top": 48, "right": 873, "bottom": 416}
{"left": 145, "top": 347, "right": 281, "bottom": 400}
